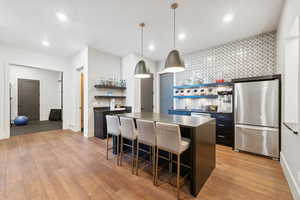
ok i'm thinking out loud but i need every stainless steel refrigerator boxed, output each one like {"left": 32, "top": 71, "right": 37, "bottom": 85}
{"left": 234, "top": 79, "right": 279, "bottom": 159}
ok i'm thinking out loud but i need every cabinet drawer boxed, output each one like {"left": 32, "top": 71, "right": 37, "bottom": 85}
{"left": 216, "top": 134, "right": 233, "bottom": 147}
{"left": 217, "top": 122, "right": 233, "bottom": 129}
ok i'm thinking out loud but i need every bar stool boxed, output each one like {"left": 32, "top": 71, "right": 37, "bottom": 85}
{"left": 105, "top": 115, "right": 121, "bottom": 165}
{"left": 155, "top": 122, "right": 191, "bottom": 199}
{"left": 135, "top": 119, "right": 156, "bottom": 183}
{"left": 119, "top": 117, "right": 138, "bottom": 174}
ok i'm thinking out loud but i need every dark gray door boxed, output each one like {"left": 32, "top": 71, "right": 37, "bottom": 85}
{"left": 160, "top": 73, "right": 174, "bottom": 114}
{"left": 18, "top": 79, "right": 40, "bottom": 121}
{"left": 141, "top": 75, "right": 153, "bottom": 112}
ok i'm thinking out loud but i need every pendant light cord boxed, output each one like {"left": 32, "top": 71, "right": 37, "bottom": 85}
{"left": 140, "top": 23, "right": 144, "bottom": 58}
{"left": 173, "top": 6, "right": 176, "bottom": 49}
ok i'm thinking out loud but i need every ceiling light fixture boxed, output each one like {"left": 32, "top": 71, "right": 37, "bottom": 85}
{"left": 223, "top": 13, "right": 234, "bottom": 23}
{"left": 134, "top": 23, "right": 151, "bottom": 79}
{"left": 42, "top": 40, "right": 50, "bottom": 47}
{"left": 178, "top": 33, "right": 186, "bottom": 40}
{"left": 164, "top": 3, "right": 185, "bottom": 73}
{"left": 56, "top": 12, "right": 68, "bottom": 22}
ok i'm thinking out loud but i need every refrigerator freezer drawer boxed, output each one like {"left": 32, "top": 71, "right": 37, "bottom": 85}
{"left": 235, "top": 125, "right": 279, "bottom": 158}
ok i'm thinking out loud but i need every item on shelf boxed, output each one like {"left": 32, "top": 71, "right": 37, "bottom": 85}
{"left": 192, "top": 78, "right": 203, "bottom": 85}
{"left": 177, "top": 81, "right": 184, "bottom": 86}
{"left": 207, "top": 87, "right": 217, "bottom": 95}
{"left": 215, "top": 79, "right": 225, "bottom": 83}
{"left": 174, "top": 90, "right": 180, "bottom": 96}
{"left": 110, "top": 99, "right": 115, "bottom": 110}
{"left": 192, "top": 88, "right": 199, "bottom": 96}
{"left": 184, "top": 89, "right": 191, "bottom": 96}
{"left": 179, "top": 90, "right": 185, "bottom": 96}
{"left": 95, "top": 77, "right": 127, "bottom": 88}
{"left": 107, "top": 91, "right": 113, "bottom": 96}
{"left": 184, "top": 78, "right": 193, "bottom": 85}
{"left": 199, "top": 88, "right": 206, "bottom": 95}
{"left": 208, "top": 105, "right": 218, "bottom": 112}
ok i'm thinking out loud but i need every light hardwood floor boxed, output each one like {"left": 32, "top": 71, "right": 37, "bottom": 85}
{"left": 0, "top": 130, "right": 293, "bottom": 200}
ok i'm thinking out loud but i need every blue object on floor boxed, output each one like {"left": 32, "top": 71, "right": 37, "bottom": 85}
{"left": 14, "top": 116, "right": 29, "bottom": 126}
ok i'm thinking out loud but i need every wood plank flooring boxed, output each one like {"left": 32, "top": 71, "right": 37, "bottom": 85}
{"left": 0, "top": 130, "right": 293, "bottom": 200}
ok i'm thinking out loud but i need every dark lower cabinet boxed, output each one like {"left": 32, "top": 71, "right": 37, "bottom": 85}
{"left": 211, "top": 113, "right": 234, "bottom": 147}
{"left": 94, "top": 107, "right": 132, "bottom": 139}
{"left": 168, "top": 109, "right": 234, "bottom": 147}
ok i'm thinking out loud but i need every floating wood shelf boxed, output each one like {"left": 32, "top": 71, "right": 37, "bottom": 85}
{"left": 94, "top": 85, "right": 126, "bottom": 90}
{"left": 94, "top": 95, "right": 126, "bottom": 99}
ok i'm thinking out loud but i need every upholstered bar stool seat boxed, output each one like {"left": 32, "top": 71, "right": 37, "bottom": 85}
{"left": 180, "top": 138, "right": 191, "bottom": 153}
{"left": 105, "top": 115, "right": 121, "bottom": 165}
{"left": 155, "top": 122, "right": 191, "bottom": 199}
{"left": 135, "top": 119, "right": 156, "bottom": 183}
{"left": 119, "top": 117, "right": 138, "bottom": 174}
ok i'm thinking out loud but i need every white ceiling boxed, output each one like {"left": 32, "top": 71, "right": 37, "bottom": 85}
{"left": 0, "top": 0, "right": 284, "bottom": 61}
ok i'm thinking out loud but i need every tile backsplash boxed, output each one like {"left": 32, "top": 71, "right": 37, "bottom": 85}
{"left": 173, "top": 31, "right": 277, "bottom": 85}
{"left": 160, "top": 31, "right": 278, "bottom": 111}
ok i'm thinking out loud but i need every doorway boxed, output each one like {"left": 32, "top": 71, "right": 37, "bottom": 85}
{"left": 159, "top": 73, "right": 174, "bottom": 114}
{"left": 9, "top": 65, "right": 63, "bottom": 136}
{"left": 141, "top": 74, "right": 154, "bottom": 112}
{"left": 18, "top": 79, "right": 40, "bottom": 120}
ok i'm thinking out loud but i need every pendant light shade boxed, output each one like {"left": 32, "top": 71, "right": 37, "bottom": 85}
{"left": 134, "top": 60, "right": 150, "bottom": 78}
{"left": 165, "top": 49, "right": 185, "bottom": 73}
{"left": 164, "top": 3, "right": 185, "bottom": 73}
{"left": 134, "top": 23, "right": 150, "bottom": 78}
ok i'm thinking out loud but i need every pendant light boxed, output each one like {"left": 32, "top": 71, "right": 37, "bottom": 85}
{"left": 164, "top": 3, "right": 185, "bottom": 73}
{"left": 134, "top": 23, "right": 151, "bottom": 78}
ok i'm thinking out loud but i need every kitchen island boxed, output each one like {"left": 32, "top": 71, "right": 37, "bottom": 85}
{"left": 117, "top": 112, "right": 216, "bottom": 197}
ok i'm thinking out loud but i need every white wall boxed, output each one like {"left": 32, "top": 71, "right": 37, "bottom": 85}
{"left": 0, "top": 43, "right": 75, "bottom": 139}
{"left": 86, "top": 47, "right": 122, "bottom": 137}
{"left": 278, "top": 0, "right": 300, "bottom": 199}
{"left": 70, "top": 48, "right": 88, "bottom": 132}
{"left": 284, "top": 37, "right": 299, "bottom": 123}
{"left": 121, "top": 53, "right": 158, "bottom": 113}
{"left": 10, "top": 65, "right": 61, "bottom": 121}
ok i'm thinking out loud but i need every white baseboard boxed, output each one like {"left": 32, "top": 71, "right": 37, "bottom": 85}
{"left": 281, "top": 152, "right": 300, "bottom": 200}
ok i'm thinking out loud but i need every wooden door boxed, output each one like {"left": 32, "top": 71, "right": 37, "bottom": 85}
{"left": 80, "top": 73, "right": 84, "bottom": 131}
{"left": 18, "top": 79, "right": 40, "bottom": 121}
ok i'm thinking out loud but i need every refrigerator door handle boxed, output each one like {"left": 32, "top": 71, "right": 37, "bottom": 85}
{"left": 235, "top": 124, "right": 278, "bottom": 131}
{"left": 234, "top": 86, "right": 238, "bottom": 124}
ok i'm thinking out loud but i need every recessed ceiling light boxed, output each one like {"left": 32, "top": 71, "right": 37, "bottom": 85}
{"left": 223, "top": 13, "right": 234, "bottom": 23}
{"left": 178, "top": 33, "right": 186, "bottom": 40}
{"left": 148, "top": 44, "right": 155, "bottom": 51}
{"left": 42, "top": 40, "right": 50, "bottom": 47}
{"left": 56, "top": 12, "right": 68, "bottom": 22}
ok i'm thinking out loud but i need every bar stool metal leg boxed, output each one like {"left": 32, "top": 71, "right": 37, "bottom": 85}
{"left": 177, "top": 153, "right": 181, "bottom": 199}
{"left": 116, "top": 135, "right": 120, "bottom": 166}
{"left": 135, "top": 140, "right": 140, "bottom": 175}
{"left": 131, "top": 139, "right": 135, "bottom": 174}
{"left": 155, "top": 147, "right": 159, "bottom": 185}
{"left": 152, "top": 146, "right": 156, "bottom": 184}
{"left": 169, "top": 152, "right": 173, "bottom": 175}
{"left": 106, "top": 134, "right": 109, "bottom": 160}
{"left": 120, "top": 137, "right": 123, "bottom": 166}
